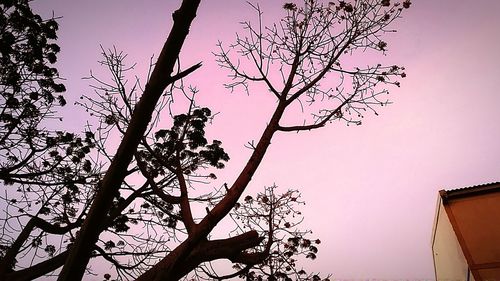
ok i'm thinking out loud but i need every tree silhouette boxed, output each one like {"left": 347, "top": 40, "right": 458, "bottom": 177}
{"left": 0, "top": 0, "right": 410, "bottom": 280}
{"left": 0, "top": 0, "right": 98, "bottom": 278}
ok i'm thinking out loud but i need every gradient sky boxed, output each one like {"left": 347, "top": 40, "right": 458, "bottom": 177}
{"left": 33, "top": 0, "right": 500, "bottom": 280}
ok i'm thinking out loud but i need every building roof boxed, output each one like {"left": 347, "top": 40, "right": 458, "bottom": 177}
{"left": 440, "top": 182, "right": 500, "bottom": 202}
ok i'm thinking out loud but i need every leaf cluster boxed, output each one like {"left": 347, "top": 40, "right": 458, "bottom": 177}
{"left": 145, "top": 107, "right": 229, "bottom": 176}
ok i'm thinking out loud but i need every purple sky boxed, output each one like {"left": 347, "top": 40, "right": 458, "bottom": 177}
{"left": 34, "top": 0, "right": 500, "bottom": 280}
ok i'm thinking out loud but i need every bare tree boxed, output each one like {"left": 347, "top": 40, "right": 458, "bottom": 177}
{"left": 136, "top": 0, "right": 410, "bottom": 280}
{"left": 0, "top": 0, "right": 410, "bottom": 280}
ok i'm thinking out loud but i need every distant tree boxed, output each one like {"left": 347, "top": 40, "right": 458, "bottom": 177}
{"left": 0, "top": 0, "right": 410, "bottom": 280}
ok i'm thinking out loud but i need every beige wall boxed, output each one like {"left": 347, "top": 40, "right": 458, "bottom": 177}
{"left": 432, "top": 198, "right": 474, "bottom": 281}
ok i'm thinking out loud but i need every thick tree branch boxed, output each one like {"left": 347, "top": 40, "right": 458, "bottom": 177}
{"left": 175, "top": 155, "right": 195, "bottom": 233}
{"left": 277, "top": 93, "right": 355, "bottom": 132}
{"left": 161, "top": 230, "right": 264, "bottom": 280}
{"left": 285, "top": 37, "right": 352, "bottom": 106}
{"left": 281, "top": 52, "right": 301, "bottom": 100}
{"left": 0, "top": 220, "right": 36, "bottom": 275}
{"left": 4, "top": 251, "right": 68, "bottom": 281}
{"left": 94, "top": 246, "right": 138, "bottom": 270}
{"left": 135, "top": 153, "right": 181, "bottom": 204}
{"left": 30, "top": 216, "right": 83, "bottom": 235}
{"left": 0, "top": 213, "right": 82, "bottom": 276}
{"left": 105, "top": 181, "right": 149, "bottom": 224}
{"left": 198, "top": 102, "right": 285, "bottom": 233}
{"left": 170, "top": 62, "right": 202, "bottom": 82}
{"left": 201, "top": 264, "right": 253, "bottom": 280}
{"left": 192, "top": 230, "right": 264, "bottom": 262}
{"left": 277, "top": 123, "right": 326, "bottom": 132}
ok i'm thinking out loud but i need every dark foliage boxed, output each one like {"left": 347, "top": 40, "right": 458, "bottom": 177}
{"left": 0, "top": 0, "right": 98, "bottom": 277}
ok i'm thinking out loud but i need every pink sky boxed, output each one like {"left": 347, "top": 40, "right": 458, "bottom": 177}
{"left": 34, "top": 0, "right": 500, "bottom": 280}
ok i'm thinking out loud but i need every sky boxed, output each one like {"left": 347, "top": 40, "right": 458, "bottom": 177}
{"left": 33, "top": 0, "right": 500, "bottom": 280}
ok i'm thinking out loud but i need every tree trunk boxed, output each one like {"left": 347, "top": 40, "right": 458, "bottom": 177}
{"left": 57, "top": 1, "right": 201, "bottom": 280}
